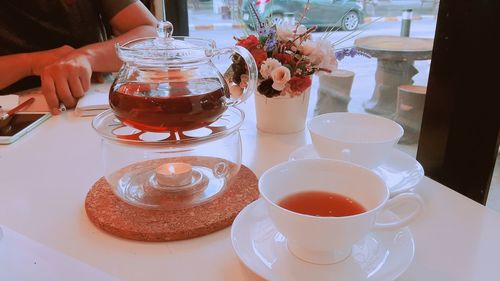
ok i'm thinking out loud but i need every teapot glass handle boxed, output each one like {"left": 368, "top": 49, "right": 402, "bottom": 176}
{"left": 212, "top": 46, "right": 258, "bottom": 105}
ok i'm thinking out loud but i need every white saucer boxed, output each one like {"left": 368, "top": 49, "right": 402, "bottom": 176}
{"left": 231, "top": 199, "right": 415, "bottom": 281}
{"left": 289, "top": 144, "right": 424, "bottom": 196}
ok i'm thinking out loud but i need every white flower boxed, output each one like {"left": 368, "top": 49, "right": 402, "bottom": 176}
{"left": 276, "top": 24, "right": 294, "bottom": 42}
{"left": 270, "top": 66, "right": 291, "bottom": 91}
{"left": 276, "top": 23, "right": 307, "bottom": 42}
{"left": 306, "top": 38, "right": 338, "bottom": 71}
{"left": 299, "top": 40, "right": 315, "bottom": 56}
{"left": 260, "top": 58, "right": 282, "bottom": 79}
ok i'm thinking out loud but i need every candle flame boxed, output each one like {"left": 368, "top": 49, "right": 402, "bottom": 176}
{"left": 168, "top": 164, "right": 176, "bottom": 174}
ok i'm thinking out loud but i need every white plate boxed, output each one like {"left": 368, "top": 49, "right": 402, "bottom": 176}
{"left": 289, "top": 144, "right": 424, "bottom": 196}
{"left": 231, "top": 199, "right": 415, "bottom": 281}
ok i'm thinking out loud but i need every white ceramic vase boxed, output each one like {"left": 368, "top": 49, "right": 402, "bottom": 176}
{"left": 255, "top": 88, "right": 311, "bottom": 134}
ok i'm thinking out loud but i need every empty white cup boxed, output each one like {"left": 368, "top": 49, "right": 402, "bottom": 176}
{"left": 308, "top": 112, "right": 404, "bottom": 169}
{"left": 259, "top": 159, "right": 422, "bottom": 264}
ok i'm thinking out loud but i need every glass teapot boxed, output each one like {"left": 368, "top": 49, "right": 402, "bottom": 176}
{"left": 110, "top": 21, "right": 257, "bottom": 132}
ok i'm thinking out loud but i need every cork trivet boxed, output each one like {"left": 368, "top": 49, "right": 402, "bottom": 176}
{"left": 85, "top": 160, "right": 259, "bottom": 242}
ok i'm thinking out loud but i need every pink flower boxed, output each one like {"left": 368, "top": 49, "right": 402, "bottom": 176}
{"left": 239, "top": 74, "right": 249, "bottom": 88}
{"left": 228, "top": 83, "right": 243, "bottom": 98}
{"left": 270, "top": 66, "right": 291, "bottom": 91}
{"left": 260, "top": 58, "right": 282, "bottom": 79}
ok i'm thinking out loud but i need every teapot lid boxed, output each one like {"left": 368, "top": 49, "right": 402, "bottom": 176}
{"left": 117, "top": 21, "right": 214, "bottom": 66}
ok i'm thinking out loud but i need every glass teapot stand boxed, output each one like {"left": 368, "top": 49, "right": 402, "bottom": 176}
{"left": 92, "top": 107, "right": 245, "bottom": 210}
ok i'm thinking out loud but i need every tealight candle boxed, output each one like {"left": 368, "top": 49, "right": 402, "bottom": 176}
{"left": 155, "top": 162, "right": 193, "bottom": 187}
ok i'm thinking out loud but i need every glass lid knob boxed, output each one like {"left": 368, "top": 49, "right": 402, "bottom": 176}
{"left": 157, "top": 20, "right": 173, "bottom": 39}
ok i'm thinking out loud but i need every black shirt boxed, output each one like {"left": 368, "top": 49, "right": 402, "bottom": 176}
{"left": 0, "top": 0, "right": 135, "bottom": 94}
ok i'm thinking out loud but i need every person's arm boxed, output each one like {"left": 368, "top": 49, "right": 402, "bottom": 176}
{"left": 0, "top": 53, "right": 31, "bottom": 90}
{"left": 74, "top": 1, "right": 159, "bottom": 73}
{"left": 0, "top": 45, "right": 74, "bottom": 90}
{"left": 41, "top": 1, "right": 157, "bottom": 113}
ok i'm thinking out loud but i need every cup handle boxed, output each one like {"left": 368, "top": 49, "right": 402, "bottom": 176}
{"left": 212, "top": 46, "right": 258, "bottom": 105}
{"left": 374, "top": 193, "right": 424, "bottom": 230}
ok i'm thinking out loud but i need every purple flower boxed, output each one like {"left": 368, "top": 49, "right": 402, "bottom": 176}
{"left": 263, "top": 29, "right": 277, "bottom": 52}
{"left": 335, "top": 48, "right": 371, "bottom": 61}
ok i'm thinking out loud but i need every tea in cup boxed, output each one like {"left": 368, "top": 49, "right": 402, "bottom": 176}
{"left": 259, "top": 159, "right": 422, "bottom": 264}
{"left": 307, "top": 112, "right": 404, "bottom": 169}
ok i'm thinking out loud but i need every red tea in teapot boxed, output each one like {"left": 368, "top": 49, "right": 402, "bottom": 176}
{"left": 110, "top": 78, "right": 229, "bottom": 132}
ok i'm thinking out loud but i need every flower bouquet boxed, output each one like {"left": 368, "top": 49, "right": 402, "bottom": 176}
{"left": 228, "top": 2, "right": 337, "bottom": 133}
{"left": 230, "top": 7, "right": 336, "bottom": 98}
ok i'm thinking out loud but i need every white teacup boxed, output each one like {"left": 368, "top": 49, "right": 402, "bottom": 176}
{"left": 259, "top": 159, "right": 423, "bottom": 264}
{"left": 308, "top": 112, "right": 404, "bottom": 169}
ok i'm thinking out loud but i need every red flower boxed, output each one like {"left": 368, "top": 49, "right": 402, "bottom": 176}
{"left": 274, "top": 53, "right": 295, "bottom": 66}
{"left": 289, "top": 76, "right": 312, "bottom": 93}
{"left": 236, "top": 35, "right": 261, "bottom": 51}
{"left": 250, "top": 48, "right": 268, "bottom": 67}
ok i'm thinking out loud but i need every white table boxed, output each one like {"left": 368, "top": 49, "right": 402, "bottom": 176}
{"left": 1, "top": 89, "right": 500, "bottom": 281}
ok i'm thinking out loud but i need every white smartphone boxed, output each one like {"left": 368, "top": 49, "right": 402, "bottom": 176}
{"left": 0, "top": 112, "right": 51, "bottom": 144}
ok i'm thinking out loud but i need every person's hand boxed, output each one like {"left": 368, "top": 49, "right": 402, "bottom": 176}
{"left": 39, "top": 50, "right": 92, "bottom": 114}
{"left": 91, "top": 72, "right": 106, "bottom": 84}
{"left": 30, "top": 45, "right": 75, "bottom": 76}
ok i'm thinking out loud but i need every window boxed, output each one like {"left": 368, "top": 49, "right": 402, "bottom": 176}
{"left": 180, "top": 0, "right": 499, "bottom": 210}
